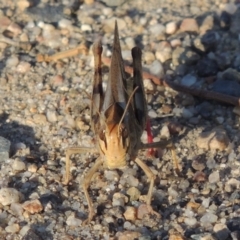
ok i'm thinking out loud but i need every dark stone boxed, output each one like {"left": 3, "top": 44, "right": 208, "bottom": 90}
{"left": 211, "top": 79, "right": 240, "bottom": 97}
{"left": 219, "top": 68, "right": 240, "bottom": 83}
{"left": 201, "top": 31, "right": 219, "bottom": 52}
{"left": 39, "top": 193, "right": 62, "bottom": 207}
{"left": 220, "top": 11, "right": 231, "bottom": 30}
{"left": 196, "top": 57, "right": 218, "bottom": 77}
{"left": 22, "top": 229, "right": 42, "bottom": 240}
{"left": 215, "top": 52, "right": 232, "bottom": 70}
{"left": 196, "top": 101, "right": 214, "bottom": 119}
{"left": 227, "top": 218, "right": 240, "bottom": 232}
{"left": 214, "top": 228, "right": 230, "bottom": 240}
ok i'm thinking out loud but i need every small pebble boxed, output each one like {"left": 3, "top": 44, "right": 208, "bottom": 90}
{"left": 6, "top": 56, "right": 19, "bottom": 67}
{"left": 0, "top": 188, "right": 21, "bottom": 206}
{"left": 196, "top": 127, "right": 230, "bottom": 151}
{"left": 22, "top": 199, "right": 43, "bottom": 214}
{"left": 144, "top": 79, "right": 155, "bottom": 91}
{"left": 200, "top": 212, "right": 218, "bottom": 224}
{"left": 66, "top": 214, "right": 82, "bottom": 226}
{"left": 126, "top": 187, "right": 141, "bottom": 201}
{"left": 155, "top": 41, "right": 172, "bottom": 63}
{"left": 28, "top": 164, "right": 38, "bottom": 173}
{"left": 180, "top": 18, "right": 199, "bottom": 32}
{"left": 10, "top": 203, "right": 23, "bottom": 217}
{"left": 46, "top": 110, "right": 58, "bottom": 123}
{"left": 184, "top": 217, "right": 197, "bottom": 226}
{"left": 104, "top": 170, "right": 119, "bottom": 181}
{"left": 16, "top": 62, "right": 31, "bottom": 73}
{"left": 149, "top": 23, "right": 165, "bottom": 36}
{"left": 200, "top": 15, "right": 214, "bottom": 34}
{"left": 112, "top": 193, "right": 128, "bottom": 207}
{"left": 220, "top": 3, "right": 237, "bottom": 15}
{"left": 116, "top": 231, "right": 141, "bottom": 240}
{"left": 149, "top": 60, "right": 164, "bottom": 78}
{"left": 143, "top": 51, "right": 155, "bottom": 63}
{"left": 12, "top": 158, "right": 26, "bottom": 172}
{"left": 123, "top": 206, "right": 137, "bottom": 221}
{"left": 208, "top": 171, "right": 220, "bottom": 184}
{"left": 5, "top": 223, "right": 20, "bottom": 233}
{"left": 165, "top": 21, "right": 178, "bottom": 34}
{"left": 58, "top": 18, "right": 72, "bottom": 29}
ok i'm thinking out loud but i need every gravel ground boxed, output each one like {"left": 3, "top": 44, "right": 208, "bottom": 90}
{"left": 0, "top": 0, "right": 240, "bottom": 239}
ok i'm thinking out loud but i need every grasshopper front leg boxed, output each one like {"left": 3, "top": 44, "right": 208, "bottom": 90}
{"left": 63, "top": 147, "right": 96, "bottom": 185}
{"left": 82, "top": 157, "right": 104, "bottom": 224}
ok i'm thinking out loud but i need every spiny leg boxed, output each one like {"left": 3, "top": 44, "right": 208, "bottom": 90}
{"left": 135, "top": 157, "right": 155, "bottom": 205}
{"left": 63, "top": 147, "right": 95, "bottom": 185}
{"left": 135, "top": 157, "right": 160, "bottom": 217}
{"left": 168, "top": 144, "right": 181, "bottom": 176}
{"left": 82, "top": 157, "right": 104, "bottom": 224}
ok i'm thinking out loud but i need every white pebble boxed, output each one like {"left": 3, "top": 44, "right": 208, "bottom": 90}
{"left": 102, "top": 8, "right": 113, "bottom": 16}
{"left": 6, "top": 56, "right": 19, "bottom": 67}
{"left": 66, "top": 214, "right": 82, "bottom": 226}
{"left": 0, "top": 188, "right": 21, "bottom": 206}
{"left": 168, "top": 187, "right": 178, "bottom": 198}
{"left": 12, "top": 158, "right": 26, "bottom": 172}
{"left": 149, "top": 24, "right": 165, "bottom": 36}
{"left": 184, "top": 217, "right": 197, "bottom": 226}
{"left": 16, "top": 62, "right": 31, "bottom": 73}
{"left": 149, "top": 60, "right": 164, "bottom": 78}
{"left": 81, "top": 24, "right": 92, "bottom": 32}
{"left": 5, "top": 223, "right": 19, "bottom": 233}
{"left": 170, "top": 39, "right": 182, "bottom": 48}
{"left": 220, "top": 3, "right": 237, "bottom": 15}
{"left": 19, "top": 225, "right": 30, "bottom": 237}
{"left": 209, "top": 171, "right": 220, "bottom": 184}
{"left": 165, "top": 21, "right": 178, "bottom": 34}
{"left": 160, "top": 125, "right": 170, "bottom": 138}
{"left": 46, "top": 110, "right": 57, "bottom": 123}
{"left": 143, "top": 79, "right": 155, "bottom": 91}
{"left": 200, "top": 212, "right": 218, "bottom": 224}
{"left": 58, "top": 18, "right": 72, "bottom": 29}
{"left": 125, "top": 37, "right": 135, "bottom": 49}
{"left": 104, "top": 170, "right": 119, "bottom": 181}
{"left": 202, "top": 198, "right": 210, "bottom": 208}
{"left": 148, "top": 110, "right": 157, "bottom": 118}
{"left": 10, "top": 203, "right": 23, "bottom": 216}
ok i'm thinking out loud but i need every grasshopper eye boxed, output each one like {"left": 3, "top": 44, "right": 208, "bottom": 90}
{"left": 99, "top": 130, "right": 107, "bottom": 148}
{"left": 122, "top": 127, "right": 128, "bottom": 139}
{"left": 120, "top": 126, "right": 129, "bottom": 148}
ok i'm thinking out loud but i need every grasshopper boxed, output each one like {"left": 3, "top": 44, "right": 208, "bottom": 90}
{"left": 64, "top": 21, "right": 175, "bottom": 224}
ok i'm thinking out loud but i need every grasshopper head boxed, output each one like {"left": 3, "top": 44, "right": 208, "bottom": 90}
{"left": 98, "top": 122, "right": 130, "bottom": 169}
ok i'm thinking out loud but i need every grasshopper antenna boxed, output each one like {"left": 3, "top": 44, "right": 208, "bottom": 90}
{"left": 117, "top": 86, "right": 139, "bottom": 137}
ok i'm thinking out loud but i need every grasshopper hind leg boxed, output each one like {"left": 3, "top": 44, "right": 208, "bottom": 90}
{"left": 135, "top": 157, "right": 160, "bottom": 217}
